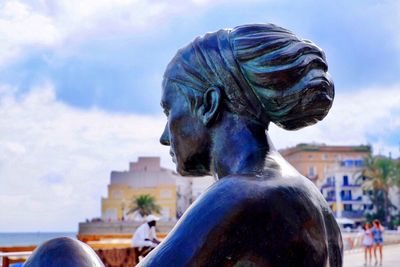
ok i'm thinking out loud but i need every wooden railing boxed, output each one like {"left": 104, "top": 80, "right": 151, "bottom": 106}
{"left": 77, "top": 233, "right": 168, "bottom": 241}
{"left": 0, "top": 246, "right": 36, "bottom": 267}
{"left": 0, "top": 233, "right": 169, "bottom": 266}
{"left": 77, "top": 233, "right": 133, "bottom": 243}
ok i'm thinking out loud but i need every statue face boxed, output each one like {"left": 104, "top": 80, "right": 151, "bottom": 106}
{"left": 160, "top": 80, "right": 212, "bottom": 176}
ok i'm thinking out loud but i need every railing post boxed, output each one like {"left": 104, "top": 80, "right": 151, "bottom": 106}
{"left": 3, "top": 256, "right": 10, "bottom": 267}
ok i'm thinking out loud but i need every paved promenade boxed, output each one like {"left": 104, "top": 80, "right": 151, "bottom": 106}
{"left": 344, "top": 244, "right": 400, "bottom": 267}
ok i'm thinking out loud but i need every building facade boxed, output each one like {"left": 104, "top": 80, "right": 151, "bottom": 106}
{"left": 280, "top": 143, "right": 373, "bottom": 223}
{"left": 101, "top": 157, "right": 178, "bottom": 222}
{"left": 279, "top": 143, "right": 371, "bottom": 186}
{"left": 176, "top": 176, "right": 215, "bottom": 218}
{"left": 101, "top": 157, "right": 215, "bottom": 222}
{"left": 320, "top": 160, "right": 374, "bottom": 223}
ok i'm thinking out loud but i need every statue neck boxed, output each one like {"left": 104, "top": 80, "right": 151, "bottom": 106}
{"left": 210, "top": 112, "right": 270, "bottom": 179}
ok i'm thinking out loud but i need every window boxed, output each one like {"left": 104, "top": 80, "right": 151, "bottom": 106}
{"left": 161, "top": 207, "right": 170, "bottom": 219}
{"left": 308, "top": 166, "right": 316, "bottom": 177}
{"left": 341, "top": 160, "right": 353, "bottom": 167}
{"left": 363, "top": 204, "right": 373, "bottom": 210}
{"left": 354, "top": 159, "right": 364, "bottom": 167}
{"left": 343, "top": 175, "right": 349, "bottom": 185}
{"left": 105, "top": 209, "right": 117, "bottom": 221}
{"left": 343, "top": 204, "right": 352, "bottom": 211}
{"left": 112, "top": 190, "right": 123, "bottom": 199}
{"left": 340, "top": 190, "right": 352, "bottom": 200}
{"left": 322, "top": 154, "right": 328, "bottom": 160}
{"left": 160, "top": 190, "right": 172, "bottom": 198}
{"left": 308, "top": 154, "right": 314, "bottom": 160}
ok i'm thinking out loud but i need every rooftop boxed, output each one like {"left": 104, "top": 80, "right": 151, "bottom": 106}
{"left": 280, "top": 143, "right": 372, "bottom": 156}
{"left": 110, "top": 157, "right": 178, "bottom": 188}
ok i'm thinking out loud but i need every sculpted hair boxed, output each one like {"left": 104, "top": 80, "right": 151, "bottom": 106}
{"left": 163, "top": 23, "right": 334, "bottom": 130}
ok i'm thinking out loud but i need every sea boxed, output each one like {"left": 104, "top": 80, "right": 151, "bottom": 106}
{"left": 0, "top": 232, "right": 76, "bottom": 247}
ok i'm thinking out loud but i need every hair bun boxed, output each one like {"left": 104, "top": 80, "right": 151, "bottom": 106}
{"left": 230, "top": 24, "right": 334, "bottom": 130}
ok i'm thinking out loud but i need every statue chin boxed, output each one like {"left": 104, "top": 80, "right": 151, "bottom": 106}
{"left": 177, "top": 165, "right": 211, "bottom": 177}
{"left": 176, "top": 155, "right": 212, "bottom": 177}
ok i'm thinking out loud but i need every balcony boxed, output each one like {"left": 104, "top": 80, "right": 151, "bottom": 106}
{"left": 321, "top": 181, "right": 335, "bottom": 189}
{"left": 342, "top": 210, "right": 365, "bottom": 218}
{"left": 321, "top": 182, "right": 362, "bottom": 189}
{"left": 341, "top": 183, "right": 362, "bottom": 188}
{"left": 340, "top": 159, "right": 364, "bottom": 168}
{"left": 326, "top": 196, "right": 364, "bottom": 203}
{"left": 332, "top": 210, "right": 365, "bottom": 218}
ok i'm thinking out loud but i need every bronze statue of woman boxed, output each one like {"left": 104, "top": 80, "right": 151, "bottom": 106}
{"left": 138, "top": 24, "right": 343, "bottom": 266}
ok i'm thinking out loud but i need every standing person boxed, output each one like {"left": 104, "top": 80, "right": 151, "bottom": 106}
{"left": 361, "top": 222, "right": 373, "bottom": 266}
{"left": 371, "top": 219, "right": 384, "bottom": 266}
{"left": 132, "top": 215, "right": 161, "bottom": 263}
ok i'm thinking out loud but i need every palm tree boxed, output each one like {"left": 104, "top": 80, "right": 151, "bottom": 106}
{"left": 362, "top": 155, "right": 399, "bottom": 225}
{"left": 393, "top": 159, "right": 400, "bottom": 187}
{"left": 127, "top": 194, "right": 161, "bottom": 218}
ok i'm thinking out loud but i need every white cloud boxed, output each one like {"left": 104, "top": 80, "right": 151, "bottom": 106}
{"left": 0, "top": 0, "right": 230, "bottom": 66}
{"left": 1, "top": 82, "right": 399, "bottom": 231}
{"left": 270, "top": 85, "right": 400, "bottom": 158}
{"left": 0, "top": 82, "right": 171, "bottom": 231}
{"left": 0, "top": 0, "right": 60, "bottom": 65}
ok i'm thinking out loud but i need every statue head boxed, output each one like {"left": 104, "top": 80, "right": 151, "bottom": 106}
{"left": 160, "top": 24, "right": 334, "bottom": 176}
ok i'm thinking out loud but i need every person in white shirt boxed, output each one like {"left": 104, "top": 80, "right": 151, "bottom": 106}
{"left": 361, "top": 222, "right": 373, "bottom": 266}
{"left": 132, "top": 214, "right": 161, "bottom": 262}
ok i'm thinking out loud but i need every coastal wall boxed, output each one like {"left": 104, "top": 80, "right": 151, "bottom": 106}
{"left": 78, "top": 221, "right": 176, "bottom": 235}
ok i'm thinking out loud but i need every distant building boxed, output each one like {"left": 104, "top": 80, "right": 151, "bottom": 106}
{"left": 101, "top": 157, "right": 215, "bottom": 222}
{"left": 320, "top": 160, "right": 374, "bottom": 224}
{"left": 176, "top": 176, "right": 216, "bottom": 218}
{"left": 102, "top": 157, "right": 178, "bottom": 222}
{"left": 280, "top": 143, "right": 373, "bottom": 224}
{"left": 279, "top": 143, "right": 371, "bottom": 186}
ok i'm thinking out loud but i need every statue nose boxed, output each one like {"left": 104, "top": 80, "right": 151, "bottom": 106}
{"left": 160, "top": 124, "right": 170, "bottom": 146}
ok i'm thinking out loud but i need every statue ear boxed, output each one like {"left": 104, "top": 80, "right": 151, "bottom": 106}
{"left": 200, "top": 87, "right": 221, "bottom": 126}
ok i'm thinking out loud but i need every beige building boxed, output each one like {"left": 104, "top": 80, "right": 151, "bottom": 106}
{"left": 176, "top": 176, "right": 215, "bottom": 218}
{"left": 279, "top": 143, "right": 371, "bottom": 186}
{"left": 101, "top": 157, "right": 178, "bottom": 222}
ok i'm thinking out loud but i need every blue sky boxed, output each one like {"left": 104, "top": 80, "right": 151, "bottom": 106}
{"left": 0, "top": 0, "right": 399, "bottom": 231}
{"left": 2, "top": 0, "right": 400, "bottom": 113}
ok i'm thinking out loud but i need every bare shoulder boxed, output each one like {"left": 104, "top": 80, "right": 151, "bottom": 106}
{"left": 213, "top": 173, "right": 327, "bottom": 209}
{"left": 139, "top": 173, "right": 341, "bottom": 267}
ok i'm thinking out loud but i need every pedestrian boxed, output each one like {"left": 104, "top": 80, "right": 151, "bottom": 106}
{"left": 371, "top": 219, "right": 384, "bottom": 266}
{"left": 361, "top": 222, "right": 373, "bottom": 266}
{"left": 132, "top": 214, "right": 161, "bottom": 263}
